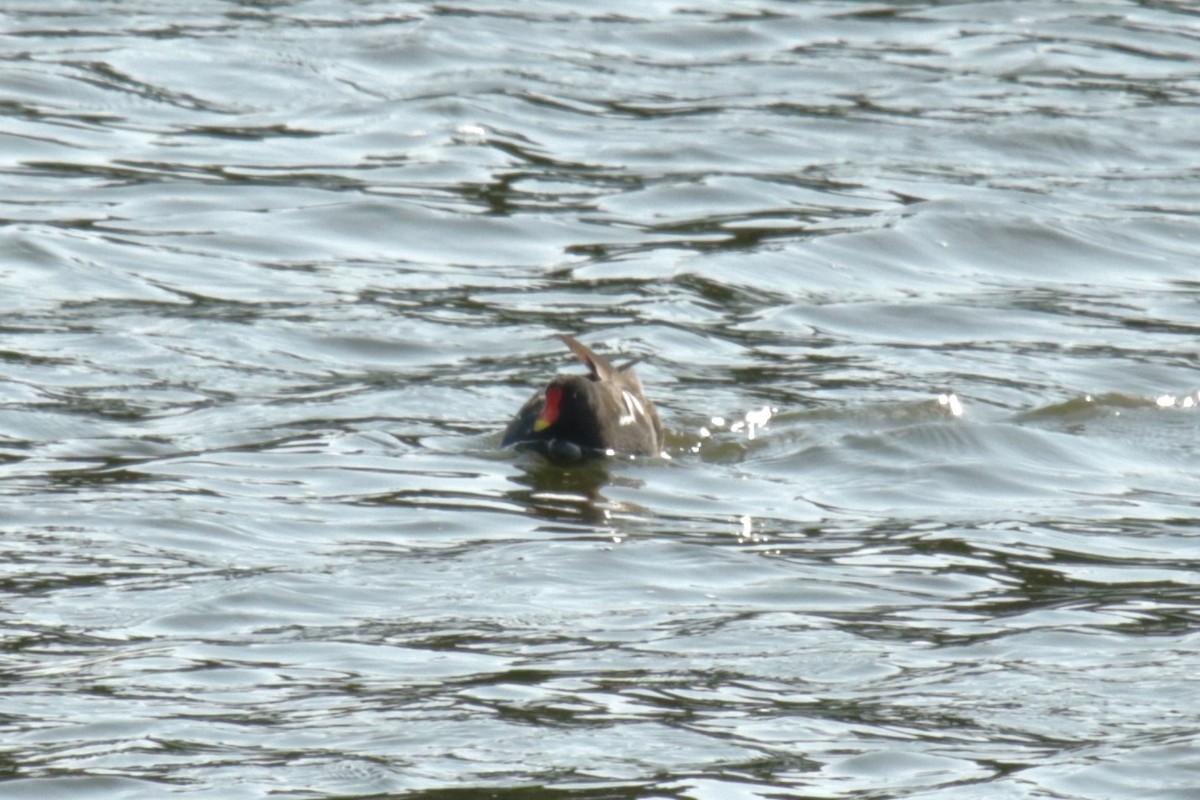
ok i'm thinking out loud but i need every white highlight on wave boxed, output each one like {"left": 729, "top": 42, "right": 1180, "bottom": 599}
{"left": 729, "top": 405, "right": 775, "bottom": 441}
{"left": 1155, "top": 392, "right": 1198, "bottom": 409}
{"left": 938, "top": 393, "right": 964, "bottom": 417}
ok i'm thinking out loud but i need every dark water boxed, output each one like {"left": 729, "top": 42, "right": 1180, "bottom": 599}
{"left": 3, "top": 1, "right": 1200, "bottom": 798}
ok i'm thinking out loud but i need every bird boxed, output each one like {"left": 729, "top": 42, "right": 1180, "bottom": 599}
{"left": 501, "top": 334, "right": 663, "bottom": 462}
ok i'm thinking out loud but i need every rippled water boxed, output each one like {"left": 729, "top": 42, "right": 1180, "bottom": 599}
{"left": 3, "top": 1, "right": 1200, "bottom": 798}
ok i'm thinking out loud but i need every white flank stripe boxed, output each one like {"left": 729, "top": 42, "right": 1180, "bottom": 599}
{"left": 619, "top": 390, "right": 645, "bottom": 426}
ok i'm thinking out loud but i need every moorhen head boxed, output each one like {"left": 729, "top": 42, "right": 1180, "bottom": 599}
{"left": 502, "top": 334, "right": 663, "bottom": 462}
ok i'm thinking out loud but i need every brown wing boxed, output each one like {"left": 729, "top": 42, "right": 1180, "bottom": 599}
{"left": 557, "top": 334, "right": 617, "bottom": 381}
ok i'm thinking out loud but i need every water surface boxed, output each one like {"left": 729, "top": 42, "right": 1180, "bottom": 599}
{"left": 2, "top": 1, "right": 1200, "bottom": 798}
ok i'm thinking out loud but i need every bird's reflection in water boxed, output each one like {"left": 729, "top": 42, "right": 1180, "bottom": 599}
{"left": 505, "top": 454, "right": 649, "bottom": 528}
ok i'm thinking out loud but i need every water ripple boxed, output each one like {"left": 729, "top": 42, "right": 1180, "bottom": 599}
{"left": 4, "top": 1, "right": 1200, "bottom": 798}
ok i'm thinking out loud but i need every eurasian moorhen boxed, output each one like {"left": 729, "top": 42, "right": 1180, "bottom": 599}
{"left": 502, "top": 334, "right": 663, "bottom": 461}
